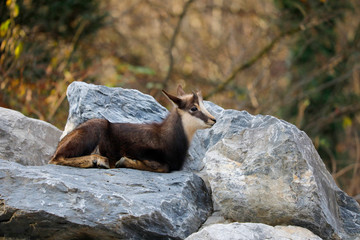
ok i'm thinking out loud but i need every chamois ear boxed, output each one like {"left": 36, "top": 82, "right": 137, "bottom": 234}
{"left": 162, "top": 90, "right": 183, "bottom": 107}
{"left": 192, "top": 91, "right": 199, "bottom": 101}
{"left": 177, "top": 85, "right": 186, "bottom": 96}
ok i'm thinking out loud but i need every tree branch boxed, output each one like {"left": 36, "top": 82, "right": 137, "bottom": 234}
{"left": 204, "top": 12, "right": 343, "bottom": 100}
{"left": 304, "top": 104, "right": 360, "bottom": 133}
{"left": 161, "top": 0, "right": 195, "bottom": 91}
{"left": 204, "top": 26, "right": 301, "bottom": 100}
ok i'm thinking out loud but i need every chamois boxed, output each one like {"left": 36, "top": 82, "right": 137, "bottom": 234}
{"left": 49, "top": 85, "right": 216, "bottom": 173}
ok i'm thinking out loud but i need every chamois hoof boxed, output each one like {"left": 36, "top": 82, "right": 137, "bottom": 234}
{"left": 93, "top": 156, "right": 110, "bottom": 169}
{"left": 48, "top": 159, "right": 56, "bottom": 165}
{"left": 97, "top": 161, "right": 110, "bottom": 169}
{"left": 115, "top": 157, "right": 127, "bottom": 168}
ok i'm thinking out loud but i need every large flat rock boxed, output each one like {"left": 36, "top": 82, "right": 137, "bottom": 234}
{"left": 0, "top": 160, "right": 212, "bottom": 240}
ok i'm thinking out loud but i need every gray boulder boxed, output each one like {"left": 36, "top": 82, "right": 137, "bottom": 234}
{"left": 185, "top": 102, "right": 255, "bottom": 172}
{"left": 61, "top": 81, "right": 168, "bottom": 139}
{"left": 0, "top": 159, "right": 212, "bottom": 240}
{"left": 185, "top": 222, "right": 322, "bottom": 240}
{"left": 203, "top": 108, "right": 360, "bottom": 239}
{"left": 0, "top": 107, "right": 62, "bottom": 166}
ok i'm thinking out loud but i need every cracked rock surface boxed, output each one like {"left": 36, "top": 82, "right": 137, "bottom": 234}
{"left": 202, "top": 105, "right": 360, "bottom": 239}
{"left": 0, "top": 160, "right": 212, "bottom": 240}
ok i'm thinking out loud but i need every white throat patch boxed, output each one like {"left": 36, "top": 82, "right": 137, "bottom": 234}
{"left": 179, "top": 109, "right": 208, "bottom": 143}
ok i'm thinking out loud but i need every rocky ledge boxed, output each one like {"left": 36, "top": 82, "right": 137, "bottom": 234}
{"left": 0, "top": 159, "right": 210, "bottom": 240}
{"left": 0, "top": 81, "right": 359, "bottom": 240}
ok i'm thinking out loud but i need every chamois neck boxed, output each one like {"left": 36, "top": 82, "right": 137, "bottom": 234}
{"left": 177, "top": 108, "right": 199, "bottom": 143}
{"left": 166, "top": 108, "right": 197, "bottom": 143}
{"left": 161, "top": 108, "right": 194, "bottom": 143}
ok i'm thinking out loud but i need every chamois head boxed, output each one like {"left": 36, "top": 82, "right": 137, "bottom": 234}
{"left": 162, "top": 85, "right": 216, "bottom": 141}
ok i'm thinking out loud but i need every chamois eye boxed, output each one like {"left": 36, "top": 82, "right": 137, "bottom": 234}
{"left": 190, "top": 106, "right": 198, "bottom": 112}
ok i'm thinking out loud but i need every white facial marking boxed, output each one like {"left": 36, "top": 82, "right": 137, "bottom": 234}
{"left": 179, "top": 110, "right": 208, "bottom": 143}
{"left": 177, "top": 94, "right": 216, "bottom": 143}
{"left": 198, "top": 96, "right": 216, "bottom": 121}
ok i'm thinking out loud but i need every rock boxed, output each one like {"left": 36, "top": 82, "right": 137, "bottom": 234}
{"left": 0, "top": 107, "right": 62, "bottom": 166}
{"left": 61, "top": 81, "right": 168, "bottom": 139}
{"left": 199, "top": 210, "right": 230, "bottom": 229}
{"left": 185, "top": 101, "right": 253, "bottom": 172}
{"left": 203, "top": 108, "right": 360, "bottom": 239}
{"left": 185, "top": 222, "right": 322, "bottom": 240}
{"left": 0, "top": 159, "right": 212, "bottom": 240}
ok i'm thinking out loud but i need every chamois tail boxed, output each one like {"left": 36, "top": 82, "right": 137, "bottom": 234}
{"left": 49, "top": 119, "right": 110, "bottom": 168}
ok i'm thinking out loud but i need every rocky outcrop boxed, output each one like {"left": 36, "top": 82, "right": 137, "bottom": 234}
{"left": 0, "top": 83, "right": 213, "bottom": 240}
{"left": 1, "top": 81, "right": 360, "bottom": 240}
{"left": 0, "top": 107, "right": 62, "bottom": 166}
{"left": 203, "top": 108, "right": 360, "bottom": 239}
{"left": 0, "top": 159, "right": 212, "bottom": 240}
{"left": 185, "top": 223, "right": 322, "bottom": 240}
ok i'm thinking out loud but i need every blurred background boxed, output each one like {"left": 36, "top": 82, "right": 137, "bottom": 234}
{"left": 1, "top": 0, "right": 359, "bottom": 202}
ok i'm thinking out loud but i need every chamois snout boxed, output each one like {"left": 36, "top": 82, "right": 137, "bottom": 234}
{"left": 198, "top": 102, "right": 216, "bottom": 128}
{"left": 204, "top": 114, "right": 216, "bottom": 128}
{"left": 208, "top": 117, "right": 216, "bottom": 126}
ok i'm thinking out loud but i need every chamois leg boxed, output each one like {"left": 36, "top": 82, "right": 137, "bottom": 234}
{"left": 49, "top": 119, "right": 110, "bottom": 168}
{"left": 115, "top": 157, "right": 169, "bottom": 173}
{"left": 49, "top": 154, "right": 110, "bottom": 169}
